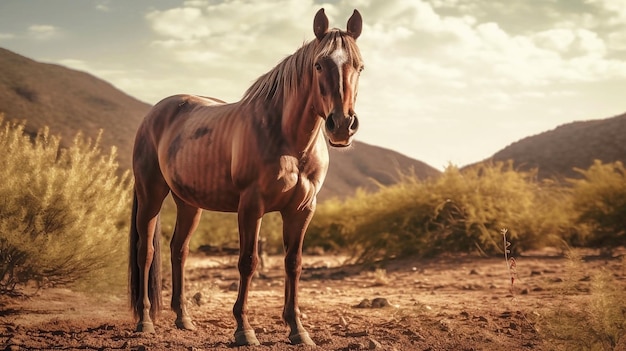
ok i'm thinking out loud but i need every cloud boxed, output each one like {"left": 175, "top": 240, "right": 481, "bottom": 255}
{"left": 586, "top": 0, "right": 626, "bottom": 25}
{"left": 96, "top": 2, "right": 111, "bottom": 12}
{"left": 130, "top": 0, "right": 626, "bottom": 167}
{"left": 27, "top": 24, "right": 59, "bottom": 40}
{"left": 141, "top": 0, "right": 626, "bottom": 96}
{"left": 0, "top": 33, "right": 15, "bottom": 41}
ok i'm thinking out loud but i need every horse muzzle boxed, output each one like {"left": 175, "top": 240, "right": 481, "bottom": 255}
{"left": 325, "top": 112, "right": 359, "bottom": 148}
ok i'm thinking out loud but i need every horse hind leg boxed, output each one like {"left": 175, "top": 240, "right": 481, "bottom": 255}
{"left": 170, "top": 194, "right": 202, "bottom": 330}
{"left": 130, "top": 174, "right": 170, "bottom": 333}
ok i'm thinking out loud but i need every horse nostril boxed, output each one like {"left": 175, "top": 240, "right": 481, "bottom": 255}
{"left": 325, "top": 114, "right": 336, "bottom": 131}
{"left": 349, "top": 115, "right": 359, "bottom": 132}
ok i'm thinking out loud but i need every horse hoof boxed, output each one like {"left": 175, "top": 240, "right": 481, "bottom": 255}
{"left": 289, "top": 331, "right": 316, "bottom": 346}
{"left": 175, "top": 317, "right": 196, "bottom": 331}
{"left": 135, "top": 321, "right": 155, "bottom": 333}
{"left": 234, "top": 329, "right": 260, "bottom": 346}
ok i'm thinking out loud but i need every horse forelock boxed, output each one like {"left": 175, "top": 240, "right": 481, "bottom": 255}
{"left": 241, "top": 29, "right": 362, "bottom": 109}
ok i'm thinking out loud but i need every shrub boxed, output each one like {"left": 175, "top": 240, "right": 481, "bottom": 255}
{"left": 307, "top": 162, "right": 572, "bottom": 262}
{"left": 569, "top": 160, "right": 626, "bottom": 251}
{"left": 0, "top": 117, "right": 132, "bottom": 293}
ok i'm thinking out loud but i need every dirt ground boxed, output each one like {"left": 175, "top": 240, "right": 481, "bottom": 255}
{"left": 2, "top": 249, "right": 625, "bottom": 351}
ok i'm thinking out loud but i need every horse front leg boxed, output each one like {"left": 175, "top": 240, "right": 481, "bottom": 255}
{"left": 281, "top": 204, "right": 316, "bottom": 346}
{"left": 170, "top": 196, "right": 202, "bottom": 330}
{"left": 233, "top": 189, "right": 263, "bottom": 346}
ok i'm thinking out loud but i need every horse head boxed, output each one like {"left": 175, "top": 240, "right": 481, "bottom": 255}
{"left": 311, "top": 9, "right": 364, "bottom": 148}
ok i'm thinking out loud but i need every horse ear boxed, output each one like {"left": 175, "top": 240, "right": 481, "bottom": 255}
{"left": 346, "top": 9, "right": 362, "bottom": 40}
{"left": 313, "top": 8, "right": 329, "bottom": 40}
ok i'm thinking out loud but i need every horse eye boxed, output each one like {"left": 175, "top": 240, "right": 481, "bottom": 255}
{"left": 358, "top": 65, "right": 364, "bottom": 73}
{"left": 315, "top": 62, "right": 322, "bottom": 71}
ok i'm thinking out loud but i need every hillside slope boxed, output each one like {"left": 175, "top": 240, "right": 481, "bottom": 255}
{"left": 0, "top": 48, "right": 151, "bottom": 170}
{"left": 0, "top": 48, "right": 439, "bottom": 201}
{"left": 487, "top": 112, "right": 626, "bottom": 180}
{"left": 323, "top": 141, "right": 440, "bottom": 200}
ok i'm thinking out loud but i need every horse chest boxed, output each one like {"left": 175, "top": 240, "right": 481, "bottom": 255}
{"left": 276, "top": 155, "right": 300, "bottom": 192}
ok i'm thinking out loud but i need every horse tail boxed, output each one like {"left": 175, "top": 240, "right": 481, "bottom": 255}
{"left": 129, "top": 190, "right": 163, "bottom": 321}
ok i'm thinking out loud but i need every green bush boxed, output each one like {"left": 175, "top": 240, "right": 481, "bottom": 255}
{"left": 569, "top": 160, "right": 626, "bottom": 251}
{"left": 0, "top": 117, "right": 132, "bottom": 293}
{"left": 307, "top": 162, "right": 572, "bottom": 262}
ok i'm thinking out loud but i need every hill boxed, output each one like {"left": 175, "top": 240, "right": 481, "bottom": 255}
{"left": 0, "top": 48, "right": 150, "bottom": 171}
{"left": 323, "top": 141, "right": 440, "bottom": 200}
{"left": 485, "top": 112, "right": 626, "bottom": 180}
{"left": 0, "top": 47, "right": 439, "bottom": 201}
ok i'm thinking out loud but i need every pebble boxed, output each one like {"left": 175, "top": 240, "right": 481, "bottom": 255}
{"left": 368, "top": 337, "right": 383, "bottom": 349}
{"left": 339, "top": 316, "right": 348, "bottom": 326}
{"left": 192, "top": 292, "right": 203, "bottom": 306}
{"left": 356, "top": 297, "right": 392, "bottom": 308}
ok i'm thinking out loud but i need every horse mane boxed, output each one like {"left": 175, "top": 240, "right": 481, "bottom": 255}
{"left": 241, "top": 29, "right": 362, "bottom": 109}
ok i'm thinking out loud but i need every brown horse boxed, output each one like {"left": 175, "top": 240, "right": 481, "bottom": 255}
{"left": 129, "top": 8, "right": 364, "bottom": 346}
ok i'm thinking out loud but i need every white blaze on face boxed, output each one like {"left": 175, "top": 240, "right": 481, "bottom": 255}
{"left": 330, "top": 43, "right": 347, "bottom": 99}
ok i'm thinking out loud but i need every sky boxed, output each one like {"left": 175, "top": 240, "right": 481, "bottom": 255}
{"left": 1, "top": 0, "right": 625, "bottom": 169}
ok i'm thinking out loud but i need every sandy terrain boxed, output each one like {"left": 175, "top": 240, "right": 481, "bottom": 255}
{"left": 2, "top": 250, "right": 625, "bottom": 350}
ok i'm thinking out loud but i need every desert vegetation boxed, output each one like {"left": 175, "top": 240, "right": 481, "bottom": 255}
{"left": 2, "top": 118, "right": 626, "bottom": 348}
{"left": 0, "top": 117, "right": 132, "bottom": 293}
{"left": 2, "top": 118, "right": 625, "bottom": 292}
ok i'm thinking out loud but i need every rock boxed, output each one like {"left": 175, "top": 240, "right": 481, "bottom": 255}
{"left": 339, "top": 316, "right": 349, "bottom": 327}
{"left": 438, "top": 319, "right": 450, "bottom": 332}
{"left": 228, "top": 282, "right": 238, "bottom": 291}
{"left": 356, "top": 299, "right": 371, "bottom": 308}
{"left": 368, "top": 338, "right": 383, "bottom": 349}
{"left": 192, "top": 292, "right": 203, "bottom": 306}
{"left": 371, "top": 297, "right": 391, "bottom": 308}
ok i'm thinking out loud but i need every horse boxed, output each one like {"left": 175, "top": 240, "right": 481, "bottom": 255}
{"left": 129, "top": 8, "right": 364, "bottom": 346}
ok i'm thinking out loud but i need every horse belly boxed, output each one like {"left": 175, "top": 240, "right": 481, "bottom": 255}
{"left": 162, "top": 135, "right": 240, "bottom": 212}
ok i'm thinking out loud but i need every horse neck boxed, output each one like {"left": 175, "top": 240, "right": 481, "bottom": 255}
{"left": 280, "top": 88, "right": 324, "bottom": 157}
{"left": 241, "top": 42, "right": 324, "bottom": 157}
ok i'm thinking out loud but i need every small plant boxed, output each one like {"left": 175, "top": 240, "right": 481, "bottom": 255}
{"left": 537, "top": 249, "right": 626, "bottom": 350}
{"left": 502, "top": 228, "right": 517, "bottom": 293}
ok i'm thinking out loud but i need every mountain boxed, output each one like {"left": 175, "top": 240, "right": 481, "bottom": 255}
{"left": 0, "top": 47, "right": 439, "bottom": 201}
{"left": 485, "top": 112, "right": 626, "bottom": 180}
{"left": 0, "top": 48, "right": 151, "bottom": 171}
{"left": 323, "top": 142, "right": 440, "bottom": 200}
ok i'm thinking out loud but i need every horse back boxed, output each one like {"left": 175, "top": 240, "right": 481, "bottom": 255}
{"left": 133, "top": 94, "right": 242, "bottom": 211}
